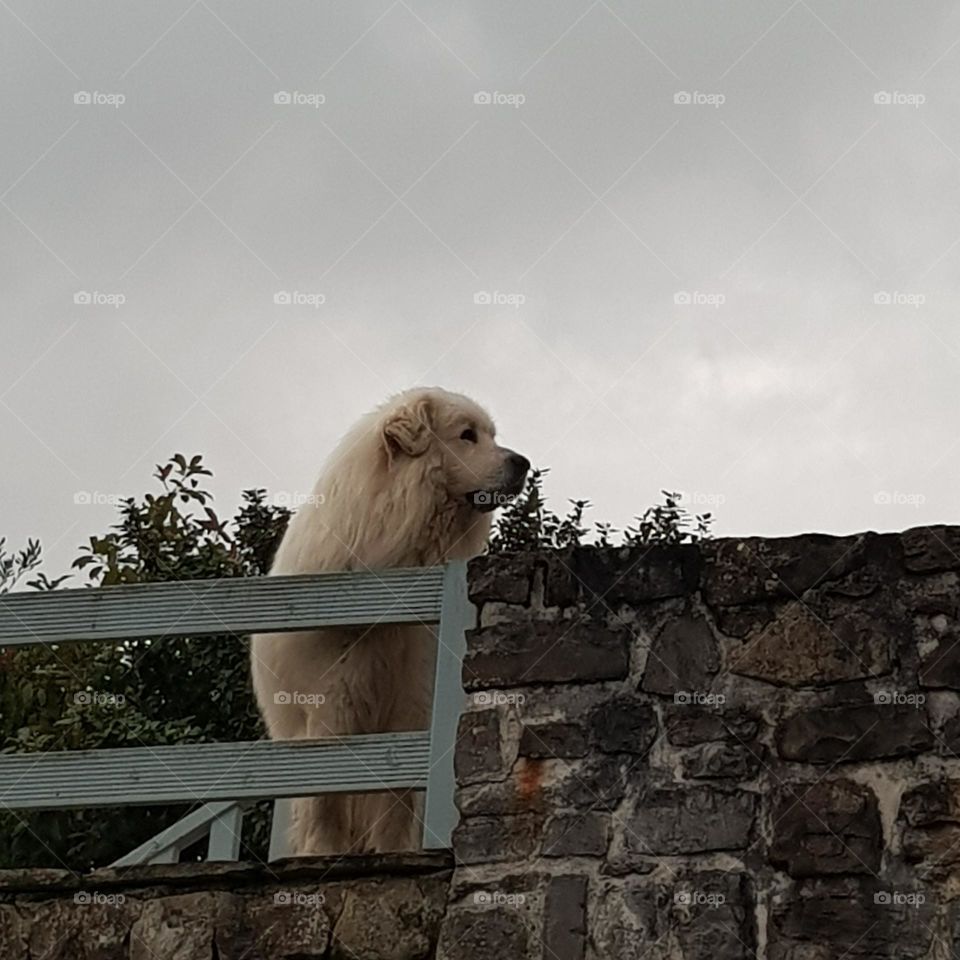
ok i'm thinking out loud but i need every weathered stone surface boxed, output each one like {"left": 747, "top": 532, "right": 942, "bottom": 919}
{"left": 664, "top": 706, "right": 762, "bottom": 746}
{"left": 542, "top": 813, "right": 609, "bottom": 857}
{"left": 770, "top": 780, "right": 882, "bottom": 876}
{"left": 673, "top": 872, "right": 755, "bottom": 960}
{"left": 776, "top": 702, "right": 933, "bottom": 763}
{"left": 519, "top": 720, "right": 588, "bottom": 758}
{"left": 245, "top": 894, "right": 330, "bottom": 958}
{"left": 550, "top": 755, "right": 630, "bottom": 811}
{"left": 730, "top": 601, "right": 892, "bottom": 686}
{"left": 453, "top": 815, "right": 540, "bottom": 865}
{"left": 896, "top": 570, "right": 960, "bottom": 615}
{"left": 702, "top": 534, "right": 869, "bottom": 607}
{"left": 457, "top": 755, "right": 627, "bottom": 819}
{"left": 468, "top": 553, "right": 535, "bottom": 605}
{"left": 16, "top": 901, "right": 89, "bottom": 960}
{"left": 592, "top": 874, "right": 753, "bottom": 960}
{"left": 591, "top": 880, "right": 666, "bottom": 958}
{"left": 902, "top": 525, "right": 960, "bottom": 573}
{"left": 712, "top": 602, "right": 776, "bottom": 639}
{"left": 641, "top": 614, "right": 719, "bottom": 696}
{"left": 456, "top": 709, "right": 507, "bottom": 784}
{"left": 464, "top": 618, "right": 630, "bottom": 689}
{"left": 588, "top": 696, "right": 658, "bottom": 755}
{"left": 768, "top": 878, "right": 934, "bottom": 959}
{"left": 682, "top": 742, "right": 760, "bottom": 780}
{"left": 331, "top": 878, "right": 444, "bottom": 960}
{"left": 545, "top": 876, "right": 587, "bottom": 960}
{"left": 919, "top": 624, "right": 960, "bottom": 688}
{"left": 437, "top": 904, "right": 530, "bottom": 960}
{"left": 900, "top": 781, "right": 960, "bottom": 872}
{"left": 129, "top": 891, "right": 241, "bottom": 960}
{"left": 544, "top": 544, "right": 701, "bottom": 608}
{"left": 0, "top": 905, "right": 27, "bottom": 960}
{"left": 623, "top": 786, "right": 756, "bottom": 855}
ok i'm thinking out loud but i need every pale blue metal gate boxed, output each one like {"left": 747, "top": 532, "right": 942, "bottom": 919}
{"left": 0, "top": 562, "right": 472, "bottom": 864}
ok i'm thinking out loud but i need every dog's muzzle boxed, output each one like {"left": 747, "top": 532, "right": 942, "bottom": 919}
{"left": 467, "top": 450, "right": 530, "bottom": 512}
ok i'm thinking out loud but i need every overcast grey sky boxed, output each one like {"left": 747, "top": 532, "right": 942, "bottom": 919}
{"left": 3, "top": 0, "right": 960, "bottom": 581}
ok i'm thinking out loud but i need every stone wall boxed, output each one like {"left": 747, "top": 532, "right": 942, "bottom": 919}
{"left": 441, "top": 527, "right": 960, "bottom": 959}
{"left": 0, "top": 855, "right": 451, "bottom": 959}
{"left": 5, "top": 527, "right": 960, "bottom": 959}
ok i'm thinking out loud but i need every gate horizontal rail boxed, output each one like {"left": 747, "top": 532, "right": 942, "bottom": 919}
{"left": 0, "top": 732, "right": 432, "bottom": 809}
{"left": 0, "top": 566, "right": 447, "bottom": 646}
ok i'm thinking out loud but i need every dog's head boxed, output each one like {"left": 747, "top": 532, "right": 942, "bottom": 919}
{"left": 381, "top": 388, "right": 529, "bottom": 512}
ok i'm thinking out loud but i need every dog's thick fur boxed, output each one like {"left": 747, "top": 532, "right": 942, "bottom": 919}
{"left": 250, "top": 387, "right": 527, "bottom": 855}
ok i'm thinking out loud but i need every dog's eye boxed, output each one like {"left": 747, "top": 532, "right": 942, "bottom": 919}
{"left": 460, "top": 428, "right": 478, "bottom": 443}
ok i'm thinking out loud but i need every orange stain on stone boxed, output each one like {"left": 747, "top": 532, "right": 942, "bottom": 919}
{"left": 515, "top": 758, "right": 545, "bottom": 806}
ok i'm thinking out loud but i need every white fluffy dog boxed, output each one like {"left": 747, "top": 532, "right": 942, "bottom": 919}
{"left": 250, "top": 387, "right": 529, "bottom": 855}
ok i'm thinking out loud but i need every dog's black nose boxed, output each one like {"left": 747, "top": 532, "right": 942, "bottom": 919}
{"left": 508, "top": 452, "right": 530, "bottom": 477}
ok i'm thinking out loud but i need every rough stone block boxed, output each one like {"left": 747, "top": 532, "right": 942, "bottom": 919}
{"left": 623, "top": 786, "right": 756, "bottom": 855}
{"left": 437, "top": 904, "right": 530, "bottom": 960}
{"left": 900, "top": 780, "right": 960, "bottom": 873}
{"left": 919, "top": 625, "right": 960, "bottom": 688}
{"left": 770, "top": 780, "right": 882, "bottom": 876}
{"left": 519, "top": 721, "right": 588, "bottom": 758}
{"left": 776, "top": 702, "right": 933, "bottom": 763}
{"left": 702, "top": 534, "right": 868, "bottom": 607}
{"left": 902, "top": 525, "right": 960, "bottom": 573}
{"left": 541, "top": 813, "right": 609, "bottom": 857}
{"left": 464, "top": 618, "right": 630, "bottom": 689}
{"left": 588, "top": 696, "right": 658, "bottom": 755}
{"left": 456, "top": 708, "right": 507, "bottom": 784}
{"left": 129, "top": 891, "right": 241, "bottom": 960}
{"left": 544, "top": 544, "right": 701, "bottom": 608}
{"left": 468, "top": 553, "right": 535, "bottom": 605}
{"left": 768, "top": 878, "right": 933, "bottom": 959}
{"left": 245, "top": 893, "right": 330, "bottom": 958}
{"left": 453, "top": 814, "right": 540, "bottom": 865}
{"left": 641, "top": 614, "right": 719, "bottom": 696}
{"left": 730, "top": 601, "right": 892, "bottom": 686}
{"left": 682, "top": 742, "right": 761, "bottom": 780}
{"left": 331, "top": 879, "right": 444, "bottom": 960}
{"left": 664, "top": 706, "right": 762, "bottom": 746}
{"left": 544, "top": 876, "right": 587, "bottom": 960}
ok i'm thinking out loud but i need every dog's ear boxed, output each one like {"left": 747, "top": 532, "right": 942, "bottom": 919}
{"left": 382, "top": 396, "right": 434, "bottom": 460}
